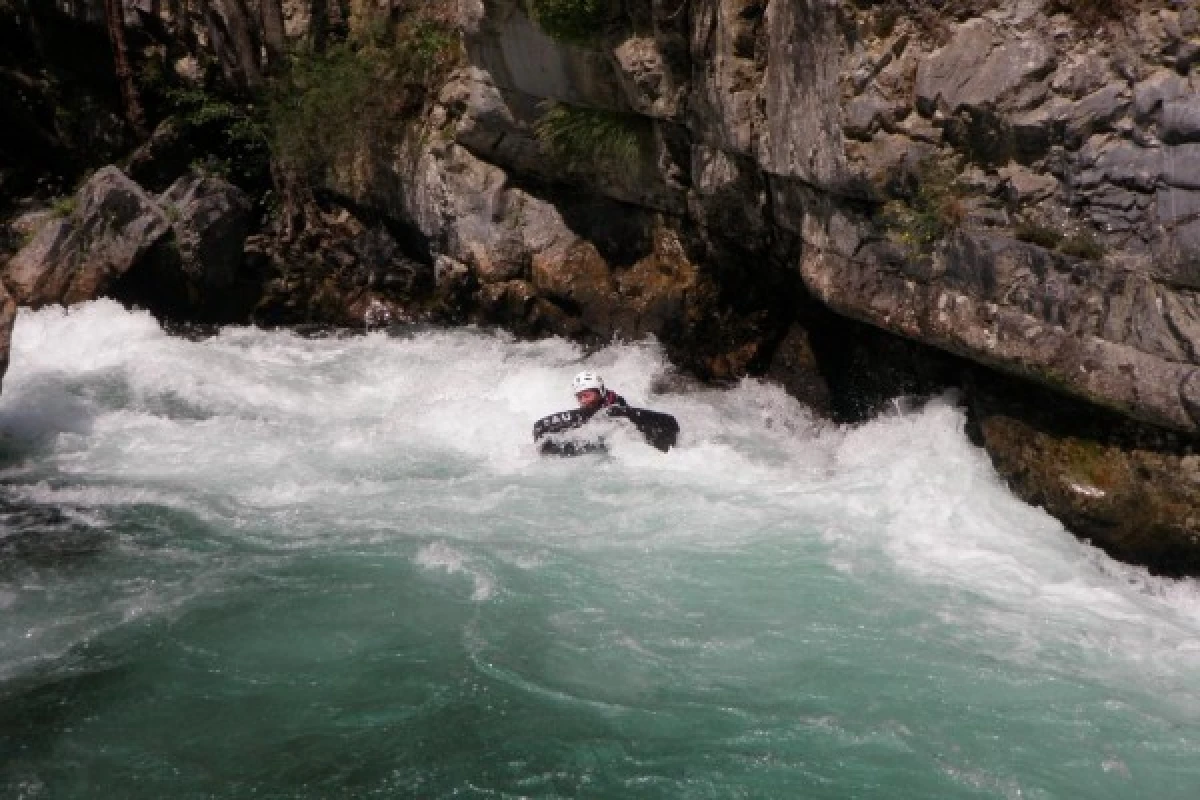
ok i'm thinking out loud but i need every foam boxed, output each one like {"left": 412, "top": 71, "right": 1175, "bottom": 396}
{"left": 2, "top": 299, "right": 1200, "bottom": 699}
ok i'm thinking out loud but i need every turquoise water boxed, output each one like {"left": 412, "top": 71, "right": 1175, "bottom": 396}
{"left": 1, "top": 301, "right": 1199, "bottom": 798}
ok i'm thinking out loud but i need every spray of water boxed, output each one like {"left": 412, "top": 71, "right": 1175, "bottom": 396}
{"left": 2, "top": 300, "right": 1199, "bottom": 797}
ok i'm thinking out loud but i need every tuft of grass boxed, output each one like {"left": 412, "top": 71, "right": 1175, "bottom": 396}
{"left": 533, "top": 102, "right": 648, "bottom": 173}
{"left": 879, "top": 156, "right": 967, "bottom": 255}
{"left": 50, "top": 195, "right": 77, "bottom": 218}
{"left": 1059, "top": 231, "right": 1105, "bottom": 261}
{"left": 1014, "top": 220, "right": 1063, "bottom": 249}
{"left": 529, "top": 0, "right": 614, "bottom": 44}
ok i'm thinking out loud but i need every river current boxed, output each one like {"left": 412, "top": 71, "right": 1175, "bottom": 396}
{"left": 1, "top": 300, "right": 1198, "bottom": 798}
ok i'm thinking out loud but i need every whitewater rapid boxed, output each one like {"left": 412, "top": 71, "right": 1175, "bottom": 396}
{"left": 1, "top": 300, "right": 1198, "bottom": 797}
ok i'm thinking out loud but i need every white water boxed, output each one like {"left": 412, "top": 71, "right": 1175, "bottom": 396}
{"left": 1, "top": 300, "right": 1199, "bottom": 798}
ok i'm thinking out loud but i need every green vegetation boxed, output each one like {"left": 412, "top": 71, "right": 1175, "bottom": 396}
{"left": 164, "top": 84, "right": 270, "bottom": 186}
{"left": 879, "top": 157, "right": 966, "bottom": 255}
{"left": 528, "top": 0, "right": 613, "bottom": 43}
{"left": 50, "top": 195, "right": 76, "bottom": 218}
{"left": 533, "top": 102, "right": 648, "bottom": 174}
{"left": 1014, "top": 218, "right": 1106, "bottom": 261}
{"left": 267, "top": 20, "right": 457, "bottom": 181}
{"left": 1059, "top": 230, "right": 1105, "bottom": 261}
{"left": 1014, "top": 220, "right": 1063, "bottom": 250}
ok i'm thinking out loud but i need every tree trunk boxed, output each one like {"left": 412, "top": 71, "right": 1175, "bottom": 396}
{"left": 206, "top": 0, "right": 264, "bottom": 91}
{"left": 260, "top": 0, "right": 286, "bottom": 69}
{"left": 103, "top": 0, "right": 147, "bottom": 136}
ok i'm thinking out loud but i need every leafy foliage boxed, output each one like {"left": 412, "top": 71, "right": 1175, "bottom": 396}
{"left": 267, "top": 20, "right": 457, "bottom": 182}
{"left": 163, "top": 85, "right": 270, "bottom": 187}
{"left": 533, "top": 103, "right": 648, "bottom": 174}
{"left": 879, "top": 157, "right": 966, "bottom": 255}
{"left": 529, "top": 0, "right": 613, "bottom": 44}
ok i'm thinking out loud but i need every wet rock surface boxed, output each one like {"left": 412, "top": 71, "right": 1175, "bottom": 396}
{"left": 970, "top": 376, "right": 1200, "bottom": 578}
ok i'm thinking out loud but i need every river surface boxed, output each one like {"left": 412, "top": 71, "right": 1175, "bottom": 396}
{"left": 1, "top": 300, "right": 1199, "bottom": 798}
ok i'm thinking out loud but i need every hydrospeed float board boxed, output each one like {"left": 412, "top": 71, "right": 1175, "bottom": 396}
{"left": 532, "top": 406, "right": 680, "bottom": 456}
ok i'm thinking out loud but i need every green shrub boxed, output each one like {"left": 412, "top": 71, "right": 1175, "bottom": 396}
{"left": 267, "top": 20, "right": 457, "bottom": 181}
{"left": 1014, "top": 220, "right": 1063, "bottom": 249}
{"left": 529, "top": 0, "right": 613, "bottom": 44}
{"left": 50, "top": 195, "right": 76, "bottom": 218}
{"left": 1059, "top": 231, "right": 1105, "bottom": 261}
{"left": 879, "top": 156, "right": 966, "bottom": 255}
{"left": 534, "top": 102, "right": 648, "bottom": 173}
{"left": 164, "top": 85, "right": 270, "bottom": 188}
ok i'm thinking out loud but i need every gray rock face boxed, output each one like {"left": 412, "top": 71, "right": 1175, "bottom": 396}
{"left": 3, "top": 166, "right": 171, "bottom": 307}
{"left": 758, "top": 0, "right": 847, "bottom": 185}
{"left": 1161, "top": 100, "right": 1200, "bottom": 144}
{"left": 915, "top": 19, "right": 1054, "bottom": 116}
{"left": 467, "top": 0, "right": 624, "bottom": 109}
{"left": 160, "top": 171, "right": 252, "bottom": 291}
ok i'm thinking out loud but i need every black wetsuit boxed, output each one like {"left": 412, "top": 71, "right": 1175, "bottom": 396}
{"left": 584, "top": 390, "right": 627, "bottom": 416}
{"left": 534, "top": 390, "right": 677, "bottom": 454}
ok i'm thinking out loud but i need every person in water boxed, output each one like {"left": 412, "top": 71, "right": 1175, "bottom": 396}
{"left": 572, "top": 370, "right": 627, "bottom": 413}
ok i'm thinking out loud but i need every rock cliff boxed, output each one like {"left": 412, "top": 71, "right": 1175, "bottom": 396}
{"left": 3, "top": 0, "right": 1200, "bottom": 574}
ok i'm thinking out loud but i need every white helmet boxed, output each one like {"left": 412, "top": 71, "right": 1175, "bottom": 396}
{"left": 572, "top": 370, "right": 605, "bottom": 396}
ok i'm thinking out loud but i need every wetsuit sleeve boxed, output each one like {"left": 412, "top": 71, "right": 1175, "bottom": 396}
{"left": 608, "top": 392, "right": 629, "bottom": 407}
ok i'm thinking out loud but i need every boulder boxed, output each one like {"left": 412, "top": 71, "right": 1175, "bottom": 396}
{"left": 531, "top": 239, "right": 616, "bottom": 335}
{"left": 973, "top": 383, "right": 1200, "bottom": 578}
{"left": 611, "top": 226, "right": 697, "bottom": 338}
{"left": 765, "top": 322, "right": 832, "bottom": 415}
{"left": 159, "top": 170, "right": 252, "bottom": 292}
{"left": 3, "top": 167, "right": 171, "bottom": 308}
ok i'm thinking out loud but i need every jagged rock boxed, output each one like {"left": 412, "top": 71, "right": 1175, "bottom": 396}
{"left": 125, "top": 119, "right": 194, "bottom": 193}
{"left": 1162, "top": 100, "right": 1200, "bottom": 144}
{"left": 915, "top": 19, "right": 1054, "bottom": 116}
{"left": 1132, "top": 70, "right": 1189, "bottom": 121}
{"left": 973, "top": 382, "right": 1200, "bottom": 578}
{"left": 800, "top": 220, "right": 1200, "bottom": 433}
{"left": 1050, "top": 52, "right": 1112, "bottom": 100}
{"left": 765, "top": 322, "right": 832, "bottom": 415}
{"left": 1062, "top": 85, "right": 1130, "bottom": 146}
{"left": 159, "top": 170, "right": 252, "bottom": 292}
{"left": 843, "top": 92, "right": 895, "bottom": 141}
{"left": 611, "top": 227, "right": 697, "bottom": 338}
{"left": 689, "top": 0, "right": 765, "bottom": 156}
{"left": 3, "top": 166, "right": 171, "bottom": 307}
{"left": 997, "top": 164, "right": 1059, "bottom": 205}
{"left": 613, "top": 36, "right": 683, "bottom": 119}
{"left": 531, "top": 239, "right": 615, "bottom": 335}
{"left": 477, "top": 278, "right": 537, "bottom": 326}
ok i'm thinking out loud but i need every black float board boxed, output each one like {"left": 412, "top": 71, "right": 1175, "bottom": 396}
{"left": 532, "top": 406, "right": 679, "bottom": 455}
